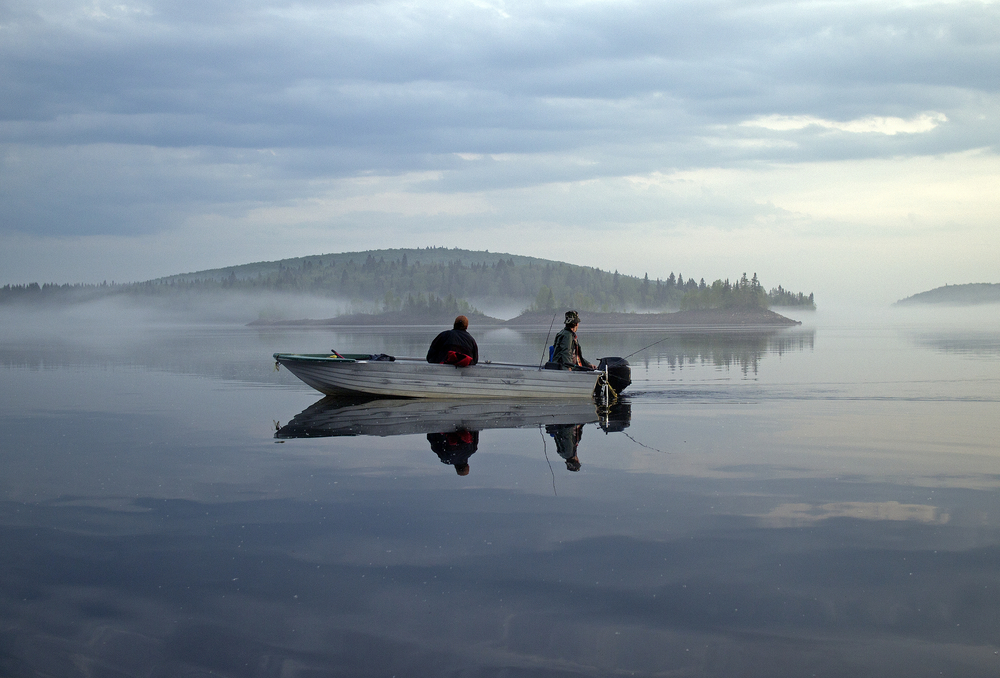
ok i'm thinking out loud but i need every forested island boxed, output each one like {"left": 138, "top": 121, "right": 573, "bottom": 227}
{"left": 1, "top": 247, "right": 815, "bottom": 319}
{"left": 895, "top": 283, "right": 1000, "bottom": 306}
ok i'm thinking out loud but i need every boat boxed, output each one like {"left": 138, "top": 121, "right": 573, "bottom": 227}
{"left": 275, "top": 396, "right": 630, "bottom": 438}
{"left": 273, "top": 353, "right": 630, "bottom": 400}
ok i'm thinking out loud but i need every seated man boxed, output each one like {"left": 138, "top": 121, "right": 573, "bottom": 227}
{"left": 551, "top": 310, "right": 595, "bottom": 371}
{"left": 426, "top": 315, "right": 479, "bottom": 367}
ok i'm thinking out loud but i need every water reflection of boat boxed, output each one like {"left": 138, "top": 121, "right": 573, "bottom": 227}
{"left": 275, "top": 397, "right": 631, "bottom": 439}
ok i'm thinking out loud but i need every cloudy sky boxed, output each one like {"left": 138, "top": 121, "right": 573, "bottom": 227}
{"left": 1, "top": 0, "right": 997, "bottom": 304}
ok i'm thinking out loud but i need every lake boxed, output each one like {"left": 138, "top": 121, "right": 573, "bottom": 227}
{"left": 2, "top": 304, "right": 999, "bottom": 677}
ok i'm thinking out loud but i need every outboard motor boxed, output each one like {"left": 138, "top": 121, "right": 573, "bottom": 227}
{"left": 597, "top": 357, "right": 631, "bottom": 394}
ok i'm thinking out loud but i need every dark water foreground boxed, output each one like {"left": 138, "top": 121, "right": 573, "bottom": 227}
{"left": 1, "top": 308, "right": 999, "bottom": 677}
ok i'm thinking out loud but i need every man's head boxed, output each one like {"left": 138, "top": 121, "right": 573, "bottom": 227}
{"left": 564, "top": 310, "right": 580, "bottom": 328}
{"left": 453, "top": 315, "right": 469, "bottom": 331}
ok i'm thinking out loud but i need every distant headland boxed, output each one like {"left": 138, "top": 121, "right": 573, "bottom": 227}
{"left": 2, "top": 247, "right": 815, "bottom": 325}
{"left": 895, "top": 283, "right": 1000, "bottom": 306}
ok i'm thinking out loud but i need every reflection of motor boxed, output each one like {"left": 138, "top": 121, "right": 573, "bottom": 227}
{"left": 599, "top": 400, "right": 632, "bottom": 433}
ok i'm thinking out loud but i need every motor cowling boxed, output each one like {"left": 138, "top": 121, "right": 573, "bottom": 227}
{"left": 597, "top": 357, "right": 631, "bottom": 394}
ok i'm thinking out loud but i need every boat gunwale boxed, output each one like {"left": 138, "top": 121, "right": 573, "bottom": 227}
{"left": 274, "top": 353, "right": 548, "bottom": 371}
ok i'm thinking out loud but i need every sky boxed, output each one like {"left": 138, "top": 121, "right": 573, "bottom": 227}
{"left": 1, "top": 0, "right": 998, "bottom": 305}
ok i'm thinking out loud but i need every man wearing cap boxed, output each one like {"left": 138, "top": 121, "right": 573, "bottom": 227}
{"left": 426, "top": 315, "right": 479, "bottom": 367}
{"left": 551, "top": 310, "right": 595, "bottom": 371}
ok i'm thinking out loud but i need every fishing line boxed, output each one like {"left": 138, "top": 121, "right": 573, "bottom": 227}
{"left": 539, "top": 426, "right": 557, "bottom": 496}
{"left": 620, "top": 430, "right": 666, "bottom": 454}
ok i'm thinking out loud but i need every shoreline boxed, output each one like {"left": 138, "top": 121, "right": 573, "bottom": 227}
{"left": 250, "top": 307, "right": 803, "bottom": 328}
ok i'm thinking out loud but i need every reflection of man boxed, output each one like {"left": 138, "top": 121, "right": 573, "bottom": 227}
{"left": 545, "top": 423, "right": 584, "bottom": 472}
{"left": 426, "top": 315, "right": 479, "bottom": 367}
{"left": 427, "top": 430, "right": 479, "bottom": 476}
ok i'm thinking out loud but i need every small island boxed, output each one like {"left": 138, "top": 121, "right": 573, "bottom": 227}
{"left": 895, "top": 283, "right": 1000, "bottom": 306}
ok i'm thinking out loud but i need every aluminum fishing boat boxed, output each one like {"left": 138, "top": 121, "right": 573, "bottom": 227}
{"left": 273, "top": 353, "right": 624, "bottom": 400}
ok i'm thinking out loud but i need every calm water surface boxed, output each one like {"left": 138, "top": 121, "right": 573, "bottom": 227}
{"left": 2, "top": 306, "right": 999, "bottom": 677}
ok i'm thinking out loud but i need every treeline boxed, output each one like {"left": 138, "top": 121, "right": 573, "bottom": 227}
{"left": 399, "top": 293, "right": 479, "bottom": 316}
{"left": 677, "top": 274, "right": 816, "bottom": 311}
{"left": 2, "top": 248, "right": 815, "bottom": 312}
{"left": 529, "top": 268, "right": 812, "bottom": 312}
{"left": 767, "top": 285, "right": 816, "bottom": 308}
{"left": 530, "top": 270, "right": 705, "bottom": 312}
{"left": 0, "top": 282, "right": 112, "bottom": 304}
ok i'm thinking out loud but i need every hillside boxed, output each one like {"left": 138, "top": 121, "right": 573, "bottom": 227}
{"left": 2, "top": 247, "right": 816, "bottom": 314}
{"left": 895, "top": 283, "right": 1000, "bottom": 306}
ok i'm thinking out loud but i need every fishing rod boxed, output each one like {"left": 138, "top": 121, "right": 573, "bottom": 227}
{"left": 538, "top": 311, "right": 558, "bottom": 369}
{"left": 622, "top": 334, "right": 676, "bottom": 360}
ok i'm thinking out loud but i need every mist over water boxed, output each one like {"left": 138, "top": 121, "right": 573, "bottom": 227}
{"left": 0, "top": 290, "right": 362, "bottom": 334}
{"left": 1, "top": 301, "right": 999, "bottom": 677}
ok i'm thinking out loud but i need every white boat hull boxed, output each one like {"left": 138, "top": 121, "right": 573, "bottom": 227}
{"left": 274, "top": 354, "right": 603, "bottom": 399}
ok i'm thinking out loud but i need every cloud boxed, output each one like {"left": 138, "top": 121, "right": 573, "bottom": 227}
{"left": 4, "top": 0, "right": 994, "bottom": 156}
{"left": 741, "top": 112, "right": 949, "bottom": 135}
{"left": 0, "top": 0, "right": 998, "bottom": 301}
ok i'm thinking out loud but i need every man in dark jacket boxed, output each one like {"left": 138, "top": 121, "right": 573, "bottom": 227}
{"left": 426, "top": 315, "right": 479, "bottom": 367}
{"left": 551, "top": 310, "right": 594, "bottom": 370}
